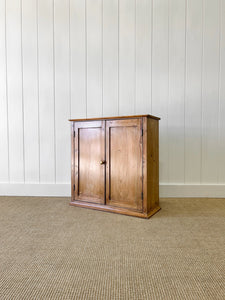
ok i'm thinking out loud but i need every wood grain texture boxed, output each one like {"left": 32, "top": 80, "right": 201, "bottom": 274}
{"left": 71, "top": 122, "right": 75, "bottom": 201}
{"left": 69, "top": 114, "right": 160, "bottom": 122}
{"left": 70, "top": 200, "right": 160, "bottom": 219}
{"left": 106, "top": 118, "right": 142, "bottom": 211}
{"left": 147, "top": 117, "right": 159, "bottom": 211}
{"left": 70, "top": 115, "right": 160, "bottom": 218}
{"left": 74, "top": 121, "right": 105, "bottom": 204}
{"left": 142, "top": 117, "right": 148, "bottom": 214}
{"left": 143, "top": 117, "right": 160, "bottom": 214}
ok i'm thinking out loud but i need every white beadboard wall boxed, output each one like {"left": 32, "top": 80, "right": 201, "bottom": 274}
{"left": 0, "top": 0, "right": 225, "bottom": 197}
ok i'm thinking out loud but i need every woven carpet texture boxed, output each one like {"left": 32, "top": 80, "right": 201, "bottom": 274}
{"left": 0, "top": 197, "right": 224, "bottom": 300}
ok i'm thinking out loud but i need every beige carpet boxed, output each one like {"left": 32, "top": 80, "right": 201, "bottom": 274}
{"left": 0, "top": 197, "right": 224, "bottom": 300}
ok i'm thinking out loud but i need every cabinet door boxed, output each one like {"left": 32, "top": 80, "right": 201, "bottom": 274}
{"left": 74, "top": 121, "right": 105, "bottom": 204}
{"left": 106, "top": 119, "right": 143, "bottom": 211}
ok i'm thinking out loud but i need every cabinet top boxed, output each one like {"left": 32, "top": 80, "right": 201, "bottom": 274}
{"left": 69, "top": 114, "right": 160, "bottom": 122}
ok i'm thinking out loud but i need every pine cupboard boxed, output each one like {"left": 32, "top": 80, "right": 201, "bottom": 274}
{"left": 69, "top": 115, "right": 160, "bottom": 218}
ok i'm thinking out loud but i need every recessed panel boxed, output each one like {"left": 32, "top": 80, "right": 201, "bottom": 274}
{"left": 75, "top": 121, "right": 105, "bottom": 204}
{"left": 106, "top": 119, "right": 142, "bottom": 211}
{"left": 79, "top": 128, "right": 103, "bottom": 198}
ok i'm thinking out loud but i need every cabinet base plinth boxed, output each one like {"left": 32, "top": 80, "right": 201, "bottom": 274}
{"left": 70, "top": 200, "right": 161, "bottom": 219}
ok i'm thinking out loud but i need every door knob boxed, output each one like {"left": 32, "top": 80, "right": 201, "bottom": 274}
{"left": 99, "top": 160, "right": 106, "bottom": 165}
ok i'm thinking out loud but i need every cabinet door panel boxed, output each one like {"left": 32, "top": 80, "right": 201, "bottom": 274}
{"left": 106, "top": 119, "right": 143, "bottom": 211}
{"left": 75, "top": 121, "right": 105, "bottom": 204}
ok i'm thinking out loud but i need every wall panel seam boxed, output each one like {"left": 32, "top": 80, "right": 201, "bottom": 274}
{"left": 184, "top": 0, "right": 187, "bottom": 184}
{"left": 21, "top": 0, "right": 25, "bottom": 183}
{"left": 69, "top": 0, "right": 71, "bottom": 119}
{"left": 217, "top": 0, "right": 222, "bottom": 183}
{"left": 36, "top": 0, "right": 40, "bottom": 183}
{"left": 200, "top": 0, "right": 204, "bottom": 184}
{"left": 1, "top": 0, "right": 223, "bottom": 187}
{"left": 101, "top": 0, "right": 103, "bottom": 116}
{"left": 134, "top": 0, "right": 136, "bottom": 115}
{"left": 53, "top": 0, "right": 56, "bottom": 183}
{"left": 118, "top": 0, "right": 120, "bottom": 115}
{"left": 85, "top": 0, "right": 87, "bottom": 118}
{"left": 4, "top": 0, "right": 10, "bottom": 182}
{"left": 167, "top": 0, "right": 170, "bottom": 183}
{"left": 150, "top": 0, "right": 153, "bottom": 114}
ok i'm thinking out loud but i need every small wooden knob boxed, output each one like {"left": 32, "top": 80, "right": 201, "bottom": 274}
{"left": 100, "top": 160, "right": 106, "bottom": 165}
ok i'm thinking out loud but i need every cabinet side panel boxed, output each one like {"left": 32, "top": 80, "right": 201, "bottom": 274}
{"left": 71, "top": 122, "right": 75, "bottom": 201}
{"left": 142, "top": 117, "right": 148, "bottom": 214}
{"left": 147, "top": 118, "right": 159, "bottom": 212}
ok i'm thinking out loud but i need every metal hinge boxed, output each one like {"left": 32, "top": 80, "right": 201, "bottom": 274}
{"left": 141, "top": 192, "right": 143, "bottom": 200}
{"left": 73, "top": 131, "right": 75, "bottom": 138}
{"left": 141, "top": 128, "right": 143, "bottom": 136}
{"left": 73, "top": 184, "right": 75, "bottom": 191}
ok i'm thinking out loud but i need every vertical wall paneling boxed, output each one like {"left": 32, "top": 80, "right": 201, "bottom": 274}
{"left": 184, "top": 0, "right": 202, "bottom": 183}
{"left": 6, "top": 0, "right": 24, "bottom": 182}
{"left": 151, "top": 0, "right": 169, "bottom": 183}
{"left": 70, "top": 0, "right": 86, "bottom": 118}
{"left": 168, "top": 0, "right": 186, "bottom": 183}
{"left": 0, "top": 0, "right": 9, "bottom": 182}
{"left": 102, "top": 0, "right": 119, "bottom": 116}
{"left": 1, "top": 0, "right": 225, "bottom": 196}
{"left": 86, "top": 0, "right": 102, "bottom": 117}
{"left": 22, "top": 0, "right": 39, "bottom": 182}
{"left": 201, "top": 0, "right": 220, "bottom": 183}
{"left": 218, "top": 0, "right": 225, "bottom": 183}
{"left": 54, "top": 0, "right": 70, "bottom": 183}
{"left": 135, "top": 0, "right": 152, "bottom": 114}
{"left": 119, "top": 0, "right": 136, "bottom": 115}
{"left": 38, "top": 0, "right": 55, "bottom": 183}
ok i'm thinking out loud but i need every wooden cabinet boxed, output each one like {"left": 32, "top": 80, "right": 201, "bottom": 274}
{"left": 69, "top": 115, "right": 160, "bottom": 218}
